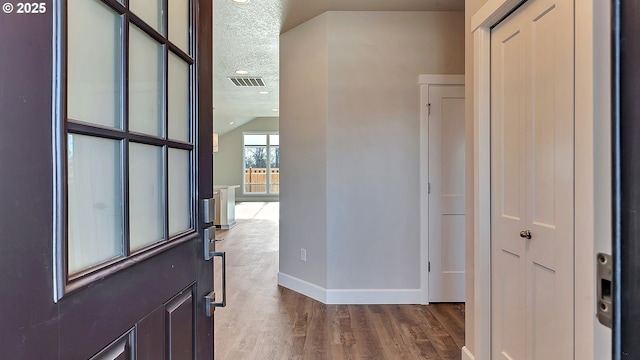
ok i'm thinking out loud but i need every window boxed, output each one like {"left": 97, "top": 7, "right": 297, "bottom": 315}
{"left": 243, "top": 133, "right": 279, "bottom": 194}
{"left": 57, "top": 0, "right": 195, "bottom": 296}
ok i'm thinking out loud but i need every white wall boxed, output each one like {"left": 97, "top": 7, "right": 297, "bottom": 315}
{"left": 214, "top": 117, "right": 279, "bottom": 202}
{"left": 325, "top": 11, "right": 464, "bottom": 291}
{"left": 280, "top": 11, "right": 464, "bottom": 302}
{"left": 279, "top": 14, "right": 329, "bottom": 289}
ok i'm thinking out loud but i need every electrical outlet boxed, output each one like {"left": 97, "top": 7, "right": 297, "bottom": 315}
{"left": 301, "top": 248, "right": 307, "bottom": 262}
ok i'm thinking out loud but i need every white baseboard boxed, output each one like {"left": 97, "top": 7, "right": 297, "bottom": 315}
{"left": 326, "top": 288, "right": 421, "bottom": 304}
{"left": 277, "top": 272, "right": 327, "bottom": 303}
{"left": 277, "top": 272, "right": 421, "bottom": 304}
{"left": 462, "top": 346, "right": 475, "bottom": 360}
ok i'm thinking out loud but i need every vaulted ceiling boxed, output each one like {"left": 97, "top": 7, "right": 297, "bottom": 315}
{"left": 213, "top": 0, "right": 465, "bottom": 135}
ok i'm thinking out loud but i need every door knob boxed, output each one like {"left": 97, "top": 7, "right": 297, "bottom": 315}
{"left": 519, "top": 230, "right": 532, "bottom": 239}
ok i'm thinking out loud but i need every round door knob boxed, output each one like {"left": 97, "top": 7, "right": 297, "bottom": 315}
{"left": 519, "top": 230, "right": 532, "bottom": 239}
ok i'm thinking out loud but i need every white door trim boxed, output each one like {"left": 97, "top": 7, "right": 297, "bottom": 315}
{"left": 471, "top": 1, "right": 611, "bottom": 359}
{"left": 418, "top": 74, "right": 464, "bottom": 305}
{"left": 469, "top": 18, "right": 494, "bottom": 359}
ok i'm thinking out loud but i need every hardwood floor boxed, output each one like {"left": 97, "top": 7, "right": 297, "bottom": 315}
{"left": 214, "top": 202, "right": 464, "bottom": 360}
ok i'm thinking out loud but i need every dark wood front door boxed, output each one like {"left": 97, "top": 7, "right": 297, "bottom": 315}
{"left": 615, "top": 0, "right": 640, "bottom": 358}
{"left": 0, "top": 0, "right": 216, "bottom": 358}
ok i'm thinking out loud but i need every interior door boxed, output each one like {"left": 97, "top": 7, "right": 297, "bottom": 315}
{"left": 427, "top": 84, "right": 466, "bottom": 303}
{"left": 0, "top": 0, "right": 216, "bottom": 358}
{"left": 490, "top": 0, "right": 574, "bottom": 359}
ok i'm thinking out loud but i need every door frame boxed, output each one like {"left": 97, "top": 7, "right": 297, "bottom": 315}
{"left": 418, "top": 74, "right": 464, "bottom": 305}
{"left": 469, "top": 1, "right": 611, "bottom": 359}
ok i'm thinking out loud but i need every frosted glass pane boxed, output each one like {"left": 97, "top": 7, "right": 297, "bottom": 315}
{"left": 169, "top": 0, "right": 190, "bottom": 54}
{"left": 168, "top": 53, "right": 190, "bottom": 142}
{"left": 67, "top": 0, "right": 122, "bottom": 129}
{"left": 68, "top": 134, "right": 123, "bottom": 274}
{"left": 129, "top": 26, "right": 163, "bottom": 136}
{"left": 130, "top": 0, "right": 163, "bottom": 33}
{"left": 168, "top": 149, "right": 191, "bottom": 236}
{"left": 129, "top": 143, "right": 164, "bottom": 251}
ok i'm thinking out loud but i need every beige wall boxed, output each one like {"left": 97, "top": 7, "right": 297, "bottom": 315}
{"left": 280, "top": 11, "right": 464, "bottom": 298}
{"left": 214, "top": 117, "right": 279, "bottom": 202}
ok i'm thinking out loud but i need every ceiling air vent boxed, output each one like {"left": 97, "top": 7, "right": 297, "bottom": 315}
{"left": 228, "top": 76, "right": 266, "bottom": 87}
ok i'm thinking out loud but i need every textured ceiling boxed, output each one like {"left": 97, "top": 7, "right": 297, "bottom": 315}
{"left": 213, "top": 0, "right": 465, "bottom": 135}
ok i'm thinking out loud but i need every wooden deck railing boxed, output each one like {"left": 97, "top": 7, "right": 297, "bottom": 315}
{"left": 245, "top": 168, "right": 279, "bottom": 193}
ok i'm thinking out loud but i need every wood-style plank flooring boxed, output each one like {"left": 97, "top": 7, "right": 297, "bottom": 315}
{"left": 214, "top": 202, "right": 464, "bottom": 360}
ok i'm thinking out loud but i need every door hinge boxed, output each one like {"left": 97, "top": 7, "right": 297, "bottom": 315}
{"left": 428, "top": 182, "right": 431, "bottom": 194}
{"left": 427, "top": 103, "right": 431, "bottom": 115}
{"left": 428, "top": 261, "right": 431, "bottom": 272}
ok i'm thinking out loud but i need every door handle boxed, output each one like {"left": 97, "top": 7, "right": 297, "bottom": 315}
{"left": 205, "top": 251, "right": 226, "bottom": 316}
{"left": 519, "top": 230, "right": 532, "bottom": 239}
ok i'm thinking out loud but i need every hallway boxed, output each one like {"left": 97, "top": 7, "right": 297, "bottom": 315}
{"left": 214, "top": 202, "right": 464, "bottom": 359}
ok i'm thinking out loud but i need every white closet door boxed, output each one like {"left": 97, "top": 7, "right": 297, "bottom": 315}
{"left": 490, "top": 0, "right": 574, "bottom": 359}
{"left": 428, "top": 84, "right": 466, "bottom": 303}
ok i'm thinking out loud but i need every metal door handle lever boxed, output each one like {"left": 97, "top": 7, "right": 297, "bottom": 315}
{"left": 205, "top": 251, "right": 226, "bottom": 317}
{"left": 519, "top": 230, "right": 532, "bottom": 239}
